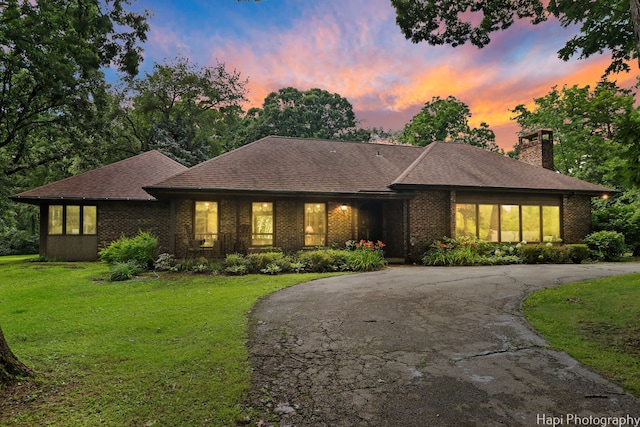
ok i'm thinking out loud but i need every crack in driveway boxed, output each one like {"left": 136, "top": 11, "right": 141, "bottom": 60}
{"left": 246, "top": 264, "right": 640, "bottom": 426}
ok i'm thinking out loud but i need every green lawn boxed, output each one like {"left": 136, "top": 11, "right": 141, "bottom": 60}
{"left": 0, "top": 259, "right": 338, "bottom": 426}
{"left": 524, "top": 273, "right": 640, "bottom": 397}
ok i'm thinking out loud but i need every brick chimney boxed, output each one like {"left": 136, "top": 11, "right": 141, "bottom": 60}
{"left": 518, "top": 130, "right": 554, "bottom": 170}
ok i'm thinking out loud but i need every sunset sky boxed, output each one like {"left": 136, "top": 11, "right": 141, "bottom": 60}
{"left": 128, "top": 0, "right": 637, "bottom": 150}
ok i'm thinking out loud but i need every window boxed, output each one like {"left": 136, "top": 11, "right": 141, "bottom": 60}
{"left": 48, "top": 205, "right": 97, "bottom": 235}
{"left": 83, "top": 206, "right": 97, "bottom": 235}
{"left": 194, "top": 202, "right": 218, "bottom": 247}
{"left": 304, "top": 203, "right": 326, "bottom": 246}
{"left": 48, "top": 206, "right": 63, "bottom": 235}
{"left": 542, "top": 206, "right": 561, "bottom": 242}
{"left": 500, "top": 205, "right": 520, "bottom": 242}
{"left": 66, "top": 205, "right": 81, "bottom": 235}
{"left": 252, "top": 202, "right": 273, "bottom": 246}
{"left": 522, "top": 205, "right": 541, "bottom": 242}
{"left": 455, "top": 203, "right": 561, "bottom": 243}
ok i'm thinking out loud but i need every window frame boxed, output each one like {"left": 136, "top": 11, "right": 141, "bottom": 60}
{"left": 193, "top": 201, "right": 219, "bottom": 247}
{"left": 304, "top": 203, "right": 327, "bottom": 247}
{"left": 47, "top": 205, "right": 97, "bottom": 236}
{"left": 251, "top": 202, "right": 274, "bottom": 246}
{"left": 454, "top": 202, "right": 562, "bottom": 243}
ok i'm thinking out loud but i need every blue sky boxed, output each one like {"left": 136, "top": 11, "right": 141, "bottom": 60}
{"left": 125, "top": 0, "right": 636, "bottom": 149}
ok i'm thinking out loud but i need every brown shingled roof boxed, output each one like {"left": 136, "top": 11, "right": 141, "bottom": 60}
{"left": 12, "top": 151, "right": 188, "bottom": 203}
{"left": 147, "top": 136, "right": 424, "bottom": 195}
{"left": 147, "top": 137, "right": 611, "bottom": 197}
{"left": 391, "top": 142, "right": 611, "bottom": 194}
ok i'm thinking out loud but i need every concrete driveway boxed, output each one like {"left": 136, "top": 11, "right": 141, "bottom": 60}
{"left": 247, "top": 264, "right": 640, "bottom": 427}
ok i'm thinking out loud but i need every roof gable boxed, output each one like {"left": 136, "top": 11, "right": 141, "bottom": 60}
{"left": 13, "top": 151, "right": 188, "bottom": 203}
{"left": 391, "top": 142, "right": 611, "bottom": 194}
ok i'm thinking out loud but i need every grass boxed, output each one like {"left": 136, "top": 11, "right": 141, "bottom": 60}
{"left": 0, "top": 259, "right": 339, "bottom": 426}
{"left": 523, "top": 273, "right": 640, "bottom": 397}
{"left": 0, "top": 254, "right": 37, "bottom": 264}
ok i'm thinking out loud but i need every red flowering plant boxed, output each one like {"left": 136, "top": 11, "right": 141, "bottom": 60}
{"left": 346, "top": 239, "right": 386, "bottom": 252}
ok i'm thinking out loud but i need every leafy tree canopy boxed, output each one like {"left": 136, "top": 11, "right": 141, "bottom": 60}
{"left": 119, "top": 56, "right": 248, "bottom": 166}
{"left": 233, "top": 87, "right": 372, "bottom": 147}
{"left": 0, "top": 0, "right": 149, "bottom": 228}
{"left": 510, "top": 82, "right": 637, "bottom": 187}
{"left": 390, "top": 0, "right": 640, "bottom": 74}
{"left": 398, "top": 95, "right": 499, "bottom": 151}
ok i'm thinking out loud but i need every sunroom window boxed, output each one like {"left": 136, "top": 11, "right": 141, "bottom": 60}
{"left": 455, "top": 203, "right": 561, "bottom": 243}
{"left": 252, "top": 202, "right": 273, "bottom": 246}
{"left": 48, "top": 205, "right": 97, "bottom": 235}
{"left": 304, "top": 203, "right": 326, "bottom": 246}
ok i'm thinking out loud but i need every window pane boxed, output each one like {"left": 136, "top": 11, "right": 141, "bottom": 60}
{"left": 500, "top": 205, "right": 520, "bottom": 242}
{"left": 83, "top": 206, "right": 97, "bottom": 235}
{"left": 521, "top": 205, "right": 541, "bottom": 242}
{"left": 456, "top": 204, "right": 477, "bottom": 238}
{"left": 252, "top": 202, "right": 273, "bottom": 246}
{"left": 304, "top": 203, "right": 326, "bottom": 246}
{"left": 66, "top": 206, "right": 80, "bottom": 235}
{"left": 542, "top": 206, "right": 561, "bottom": 242}
{"left": 195, "top": 202, "right": 218, "bottom": 247}
{"left": 48, "top": 205, "right": 63, "bottom": 235}
{"left": 478, "top": 204, "right": 499, "bottom": 242}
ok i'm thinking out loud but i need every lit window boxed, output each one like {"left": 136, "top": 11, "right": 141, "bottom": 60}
{"left": 252, "top": 202, "right": 273, "bottom": 246}
{"left": 48, "top": 205, "right": 97, "bottom": 235}
{"left": 304, "top": 203, "right": 326, "bottom": 246}
{"left": 66, "top": 205, "right": 80, "bottom": 235}
{"left": 83, "top": 206, "right": 97, "bottom": 235}
{"left": 521, "top": 206, "right": 541, "bottom": 242}
{"left": 194, "top": 202, "right": 218, "bottom": 247}
{"left": 48, "top": 206, "right": 63, "bottom": 235}
{"left": 500, "top": 205, "right": 520, "bottom": 242}
{"left": 455, "top": 204, "right": 477, "bottom": 238}
{"left": 455, "top": 203, "right": 561, "bottom": 243}
{"left": 542, "top": 206, "right": 561, "bottom": 242}
{"left": 478, "top": 204, "right": 499, "bottom": 242}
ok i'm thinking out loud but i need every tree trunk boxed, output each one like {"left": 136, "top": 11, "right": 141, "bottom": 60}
{"left": 630, "top": 0, "right": 640, "bottom": 69}
{"left": 0, "top": 325, "right": 33, "bottom": 384}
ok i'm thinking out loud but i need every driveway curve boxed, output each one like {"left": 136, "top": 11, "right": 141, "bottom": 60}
{"left": 247, "top": 264, "right": 640, "bottom": 427}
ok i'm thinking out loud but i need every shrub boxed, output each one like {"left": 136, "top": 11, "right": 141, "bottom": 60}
{"left": 347, "top": 249, "right": 386, "bottom": 271}
{"left": 516, "top": 243, "right": 568, "bottom": 264}
{"left": 566, "top": 244, "right": 591, "bottom": 264}
{"left": 0, "top": 228, "right": 38, "bottom": 256}
{"left": 583, "top": 231, "right": 626, "bottom": 261}
{"left": 297, "top": 250, "right": 336, "bottom": 272}
{"left": 100, "top": 231, "right": 158, "bottom": 267}
{"left": 246, "top": 252, "right": 291, "bottom": 273}
{"left": 109, "top": 261, "right": 143, "bottom": 282}
{"left": 154, "top": 253, "right": 175, "bottom": 271}
{"left": 260, "top": 263, "right": 282, "bottom": 275}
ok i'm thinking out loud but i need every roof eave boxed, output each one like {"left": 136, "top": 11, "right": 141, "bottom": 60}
{"left": 144, "top": 186, "right": 410, "bottom": 200}
{"left": 388, "top": 183, "right": 616, "bottom": 197}
{"left": 10, "top": 195, "right": 159, "bottom": 205}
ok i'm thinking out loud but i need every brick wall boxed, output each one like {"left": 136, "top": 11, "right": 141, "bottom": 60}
{"left": 563, "top": 195, "right": 592, "bottom": 243}
{"left": 275, "top": 199, "right": 299, "bottom": 251}
{"left": 98, "top": 201, "right": 172, "bottom": 253}
{"left": 327, "top": 201, "right": 353, "bottom": 247}
{"left": 408, "top": 191, "right": 451, "bottom": 259}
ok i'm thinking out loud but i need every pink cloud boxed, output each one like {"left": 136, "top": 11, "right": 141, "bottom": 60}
{"left": 143, "top": 0, "right": 637, "bottom": 150}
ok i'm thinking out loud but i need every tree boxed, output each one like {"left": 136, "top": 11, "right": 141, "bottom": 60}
{"left": 399, "top": 95, "right": 499, "bottom": 151}
{"left": 233, "top": 87, "right": 372, "bottom": 147}
{"left": 390, "top": 0, "right": 640, "bottom": 74}
{"left": 510, "top": 82, "right": 635, "bottom": 186}
{"left": 120, "top": 56, "right": 248, "bottom": 165}
{"left": 1, "top": 0, "right": 149, "bottom": 385}
{"left": 511, "top": 81, "right": 640, "bottom": 254}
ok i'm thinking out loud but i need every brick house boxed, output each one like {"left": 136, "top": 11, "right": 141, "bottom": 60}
{"left": 12, "top": 131, "right": 613, "bottom": 261}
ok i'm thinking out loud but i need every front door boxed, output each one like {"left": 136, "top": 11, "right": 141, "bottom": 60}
{"left": 358, "top": 201, "right": 383, "bottom": 242}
